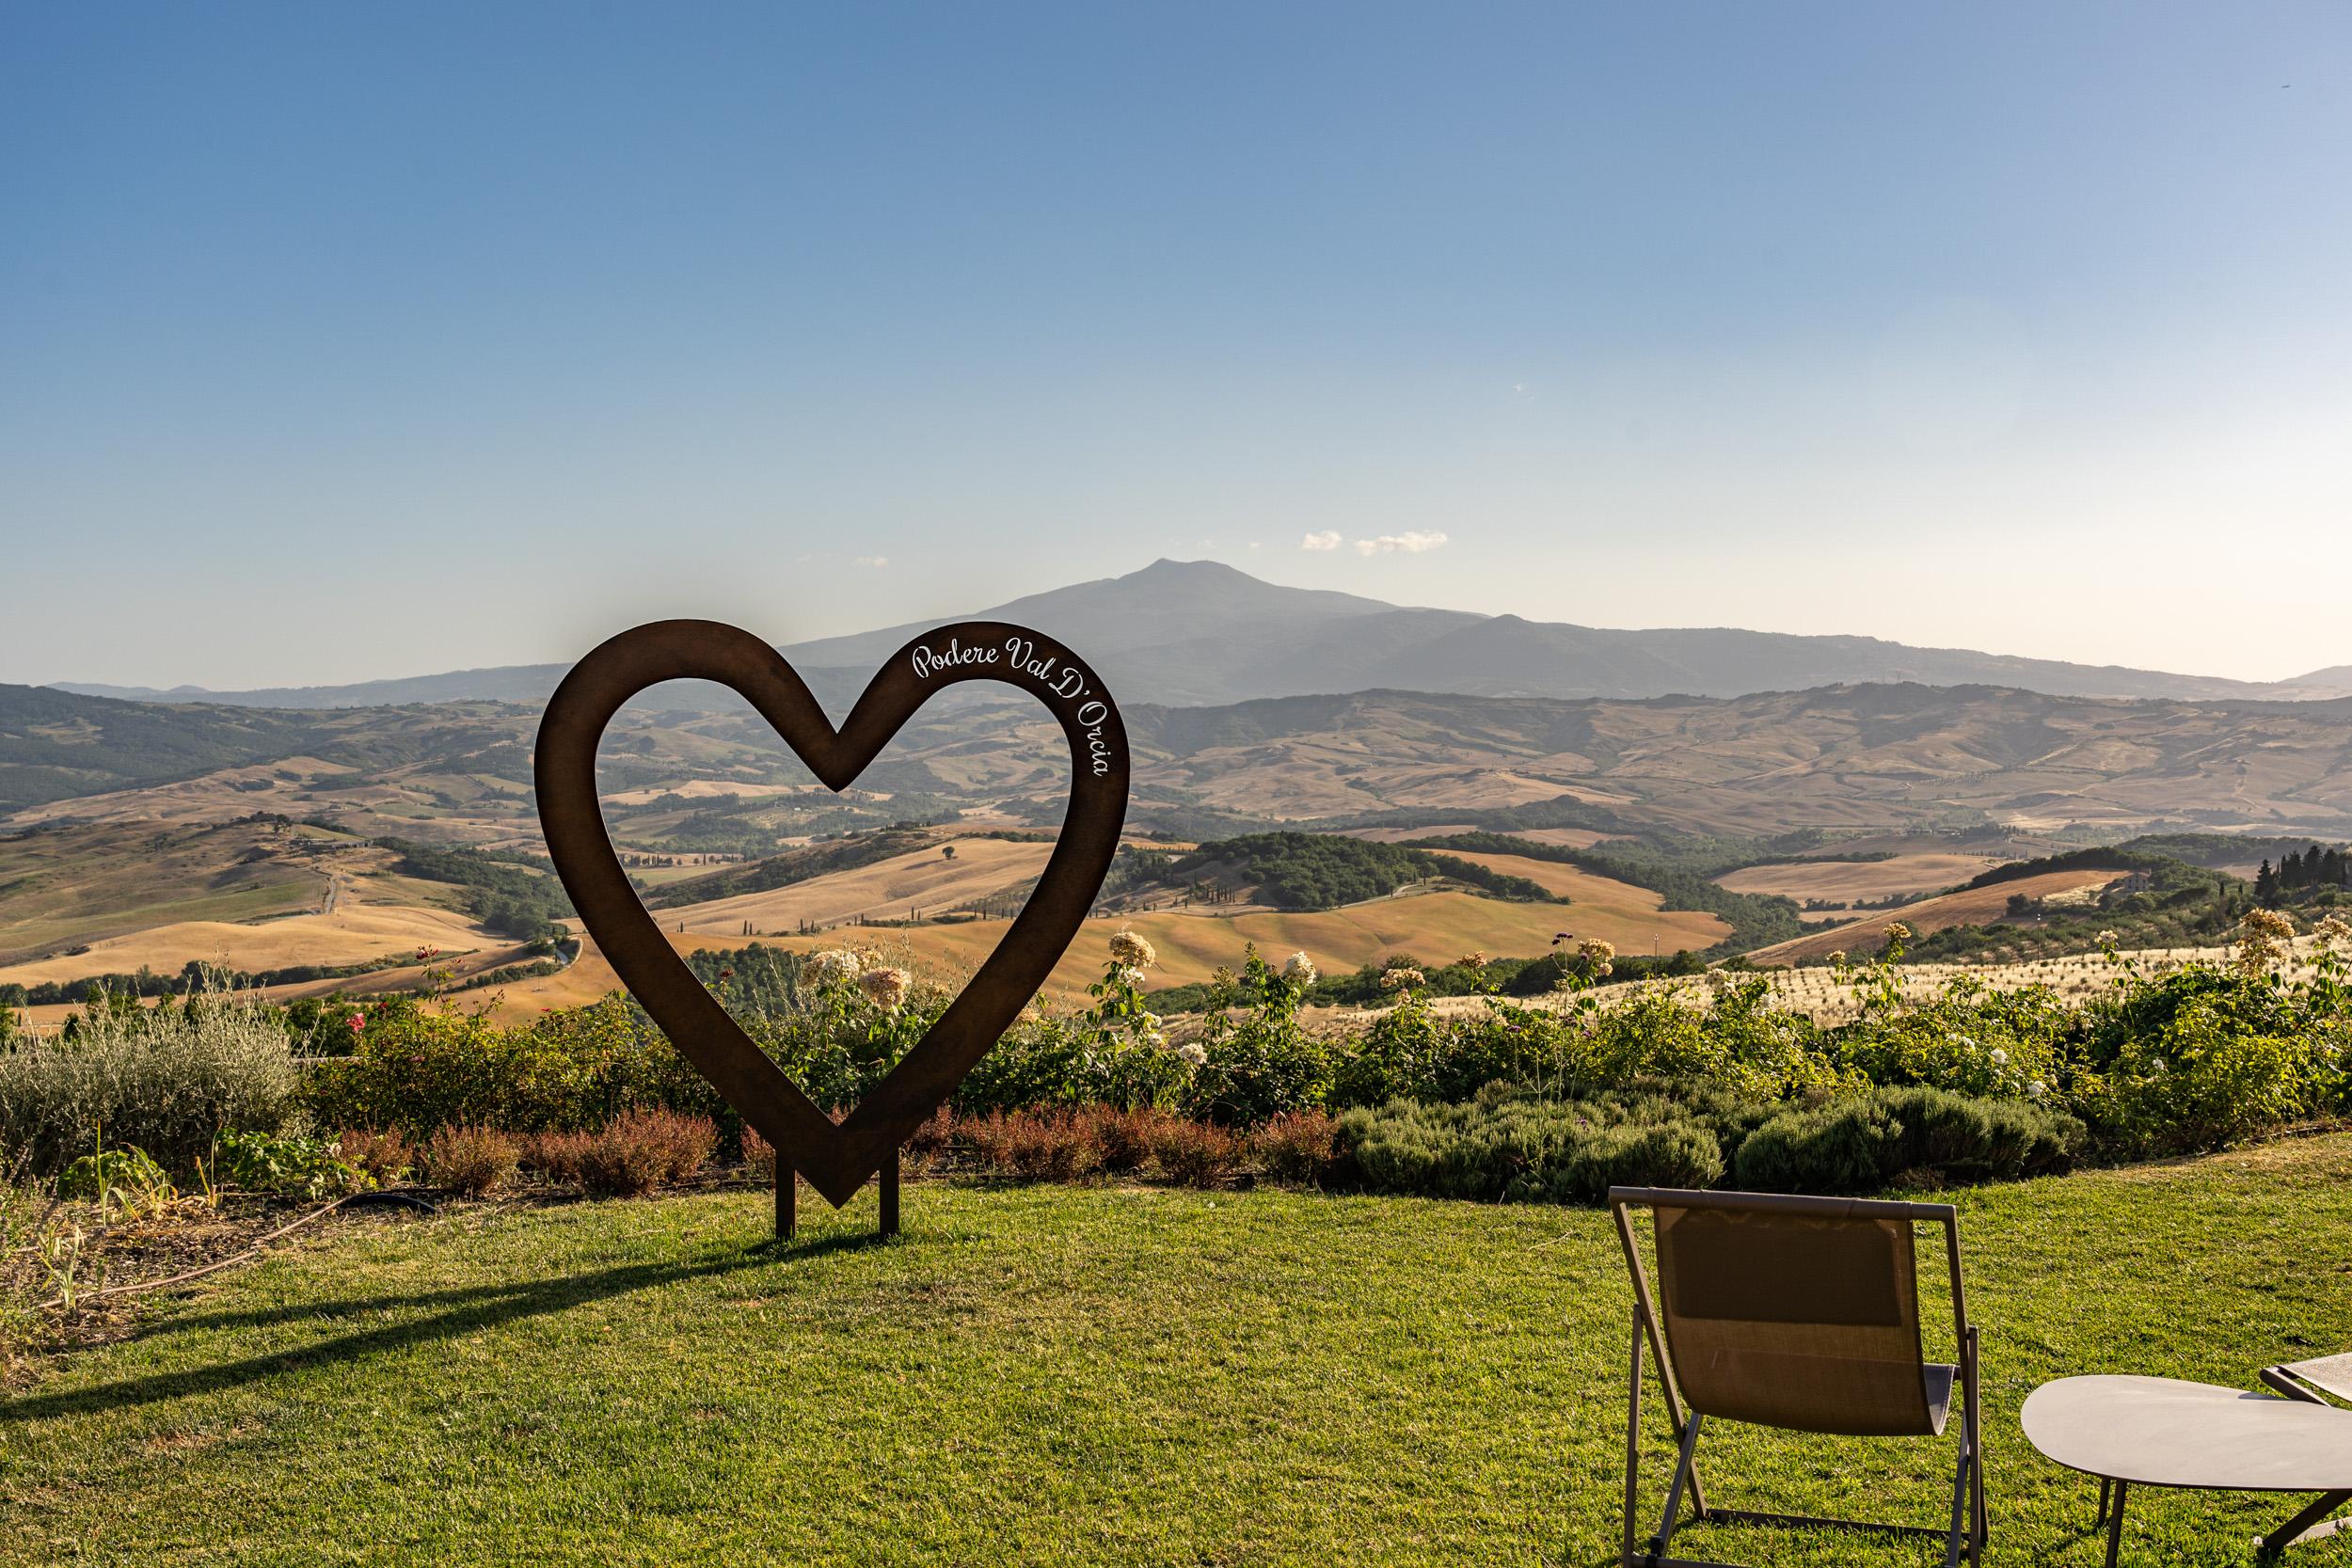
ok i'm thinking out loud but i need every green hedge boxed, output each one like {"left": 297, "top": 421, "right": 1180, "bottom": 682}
{"left": 1733, "top": 1085, "right": 2083, "bottom": 1192}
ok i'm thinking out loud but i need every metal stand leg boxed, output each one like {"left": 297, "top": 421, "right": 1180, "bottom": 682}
{"left": 878, "top": 1148, "right": 900, "bottom": 1238}
{"left": 1622, "top": 1315, "right": 1645, "bottom": 1567}
{"left": 2105, "top": 1480, "right": 2127, "bottom": 1568}
{"left": 2096, "top": 1477, "right": 2111, "bottom": 1526}
{"left": 1650, "top": 1412, "right": 1703, "bottom": 1558}
{"left": 2258, "top": 1489, "right": 2352, "bottom": 1558}
{"left": 775, "top": 1161, "right": 796, "bottom": 1240}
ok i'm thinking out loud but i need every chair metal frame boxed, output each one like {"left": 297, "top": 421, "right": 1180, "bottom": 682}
{"left": 2250, "top": 1361, "right": 2352, "bottom": 1558}
{"left": 1609, "top": 1187, "right": 1986, "bottom": 1568}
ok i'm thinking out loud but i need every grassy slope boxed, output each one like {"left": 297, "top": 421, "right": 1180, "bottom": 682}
{"left": 1744, "top": 866, "right": 2128, "bottom": 966}
{"left": 1713, "top": 852, "right": 2005, "bottom": 903}
{"left": 8, "top": 1139, "right": 2352, "bottom": 1566}
{"left": 658, "top": 839, "right": 1056, "bottom": 933}
{"left": 1433, "top": 851, "right": 1730, "bottom": 948}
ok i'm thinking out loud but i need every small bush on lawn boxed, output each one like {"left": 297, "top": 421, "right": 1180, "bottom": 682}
{"left": 336, "top": 1128, "right": 412, "bottom": 1184}
{"left": 1336, "top": 1087, "right": 1722, "bottom": 1204}
{"left": 739, "top": 1126, "right": 777, "bottom": 1180}
{"left": 1146, "top": 1118, "right": 1244, "bottom": 1188}
{"left": 959, "top": 1111, "right": 1104, "bottom": 1182}
{"left": 1249, "top": 1110, "right": 1337, "bottom": 1183}
{"left": 573, "top": 1110, "right": 718, "bottom": 1197}
{"left": 1733, "top": 1085, "right": 2083, "bottom": 1194}
{"left": 420, "top": 1125, "right": 519, "bottom": 1196}
{"left": 0, "top": 995, "right": 296, "bottom": 1176}
{"left": 521, "top": 1128, "right": 595, "bottom": 1186}
{"left": 904, "top": 1109, "right": 955, "bottom": 1172}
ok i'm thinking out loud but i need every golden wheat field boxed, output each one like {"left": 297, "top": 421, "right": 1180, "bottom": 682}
{"left": 654, "top": 838, "right": 1057, "bottom": 936}
{"left": 1426, "top": 851, "right": 1731, "bottom": 949}
{"left": 1742, "top": 867, "right": 2127, "bottom": 965}
{"left": 0, "top": 885, "right": 494, "bottom": 991}
{"left": 1712, "top": 852, "right": 2004, "bottom": 903}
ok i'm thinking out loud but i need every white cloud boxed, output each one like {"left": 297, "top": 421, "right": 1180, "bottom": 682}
{"left": 1351, "top": 531, "right": 1449, "bottom": 556}
{"left": 851, "top": 555, "right": 889, "bottom": 568}
{"left": 1300, "top": 531, "right": 1343, "bottom": 551}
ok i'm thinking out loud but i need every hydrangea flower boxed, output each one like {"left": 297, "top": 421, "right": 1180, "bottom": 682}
{"left": 857, "top": 966, "right": 911, "bottom": 1009}
{"left": 1108, "top": 928, "right": 1157, "bottom": 968}
{"left": 807, "top": 948, "right": 862, "bottom": 987}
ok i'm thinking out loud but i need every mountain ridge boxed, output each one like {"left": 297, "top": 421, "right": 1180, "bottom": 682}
{"left": 48, "top": 558, "right": 2352, "bottom": 710}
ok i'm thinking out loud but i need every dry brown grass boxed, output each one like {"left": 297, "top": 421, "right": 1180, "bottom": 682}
{"left": 657, "top": 839, "right": 1056, "bottom": 936}
{"left": 0, "top": 897, "right": 490, "bottom": 991}
{"left": 1433, "top": 851, "right": 1730, "bottom": 949}
{"left": 1742, "top": 867, "right": 2128, "bottom": 965}
{"left": 1713, "top": 852, "right": 2004, "bottom": 903}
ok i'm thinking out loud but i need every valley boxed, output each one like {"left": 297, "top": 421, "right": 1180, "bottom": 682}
{"left": 8, "top": 562, "right": 2350, "bottom": 1024}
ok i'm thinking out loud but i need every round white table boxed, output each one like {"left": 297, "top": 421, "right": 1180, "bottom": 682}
{"left": 2022, "top": 1375, "right": 2352, "bottom": 1565}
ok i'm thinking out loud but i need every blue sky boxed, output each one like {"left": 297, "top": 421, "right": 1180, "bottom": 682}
{"left": 3, "top": 3, "right": 2345, "bottom": 688}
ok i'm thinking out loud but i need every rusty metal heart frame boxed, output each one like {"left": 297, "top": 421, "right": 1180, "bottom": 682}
{"left": 534, "top": 620, "right": 1129, "bottom": 1208}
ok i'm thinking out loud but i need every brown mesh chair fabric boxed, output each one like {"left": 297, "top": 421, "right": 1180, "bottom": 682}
{"left": 1652, "top": 1201, "right": 1948, "bottom": 1437}
{"left": 1610, "top": 1187, "right": 1984, "bottom": 1567}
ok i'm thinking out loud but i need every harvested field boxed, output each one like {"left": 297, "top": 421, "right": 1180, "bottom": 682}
{"left": 657, "top": 839, "right": 1056, "bottom": 936}
{"left": 1743, "top": 867, "right": 2128, "bottom": 965}
{"left": 1713, "top": 852, "right": 2005, "bottom": 903}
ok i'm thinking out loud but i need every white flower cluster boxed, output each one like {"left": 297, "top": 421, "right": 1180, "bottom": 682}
{"left": 1282, "top": 952, "right": 1318, "bottom": 987}
{"left": 858, "top": 966, "right": 911, "bottom": 1009}
{"left": 806, "top": 948, "right": 864, "bottom": 988}
{"left": 1108, "top": 928, "right": 1157, "bottom": 968}
{"left": 1379, "top": 967, "right": 1426, "bottom": 992}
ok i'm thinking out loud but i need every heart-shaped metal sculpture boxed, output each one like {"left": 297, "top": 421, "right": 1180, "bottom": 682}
{"left": 534, "top": 619, "right": 1128, "bottom": 1209}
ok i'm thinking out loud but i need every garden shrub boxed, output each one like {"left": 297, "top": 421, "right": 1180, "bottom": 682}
{"left": 1335, "top": 1088, "right": 1718, "bottom": 1204}
{"left": 1183, "top": 952, "right": 1329, "bottom": 1124}
{"left": 959, "top": 1110, "right": 1105, "bottom": 1182}
{"left": 335, "top": 1128, "right": 412, "bottom": 1184}
{"left": 419, "top": 1125, "right": 519, "bottom": 1196}
{"left": 214, "top": 1130, "right": 369, "bottom": 1198}
{"left": 2102, "top": 1000, "right": 2316, "bottom": 1154}
{"left": 56, "top": 1144, "right": 171, "bottom": 1207}
{"left": 0, "top": 997, "right": 297, "bottom": 1176}
{"left": 1075, "top": 1105, "right": 1160, "bottom": 1173}
{"left": 1731, "top": 1099, "right": 1898, "bottom": 1194}
{"left": 1733, "top": 1085, "right": 2081, "bottom": 1194}
{"left": 525, "top": 1128, "right": 593, "bottom": 1185}
{"left": 573, "top": 1111, "right": 718, "bottom": 1196}
{"left": 1553, "top": 1120, "right": 1723, "bottom": 1202}
{"left": 1249, "top": 1110, "right": 1337, "bottom": 1183}
{"left": 1144, "top": 1118, "right": 1243, "bottom": 1187}
{"left": 306, "top": 997, "right": 725, "bottom": 1137}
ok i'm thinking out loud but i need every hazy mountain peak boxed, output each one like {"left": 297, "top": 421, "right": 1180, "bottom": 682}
{"left": 42, "top": 560, "right": 2347, "bottom": 712}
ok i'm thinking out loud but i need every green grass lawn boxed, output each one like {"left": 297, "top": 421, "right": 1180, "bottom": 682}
{"left": 7, "top": 1138, "right": 2352, "bottom": 1567}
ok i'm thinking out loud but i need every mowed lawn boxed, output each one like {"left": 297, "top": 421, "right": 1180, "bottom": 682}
{"left": 8, "top": 1139, "right": 2352, "bottom": 1566}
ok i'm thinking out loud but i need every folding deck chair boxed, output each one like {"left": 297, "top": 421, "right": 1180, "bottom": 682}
{"left": 1609, "top": 1186, "right": 1985, "bottom": 1568}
